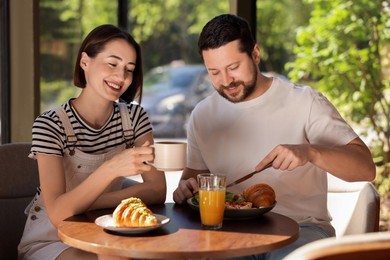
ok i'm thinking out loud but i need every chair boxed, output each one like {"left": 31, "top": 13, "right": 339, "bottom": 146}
{"left": 327, "top": 173, "right": 380, "bottom": 236}
{"left": 283, "top": 232, "right": 390, "bottom": 260}
{"left": 0, "top": 142, "right": 39, "bottom": 260}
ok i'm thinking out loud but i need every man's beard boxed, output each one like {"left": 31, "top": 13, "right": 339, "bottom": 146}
{"left": 216, "top": 64, "right": 258, "bottom": 103}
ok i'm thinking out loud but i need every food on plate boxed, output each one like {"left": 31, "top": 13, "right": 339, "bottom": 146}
{"left": 243, "top": 183, "right": 276, "bottom": 208}
{"left": 225, "top": 200, "right": 253, "bottom": 209}
{"left": 225, "top": 191, "right": 252, "bottom": 209}
{"left": 191, "top": 191, "right": 253, "bottom": 209}
{"left": 191, "top": 185, "right": 276, "bottom": 210}
{"left": 113, "top": 197, "right": 158, "bottom": 227}
{"left": 225, "top": 191, "right": 245, "bottom": 203}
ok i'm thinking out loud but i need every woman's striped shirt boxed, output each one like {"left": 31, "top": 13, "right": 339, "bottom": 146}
{"left": 30, "top": 99, "right": 152, "bottom": 157}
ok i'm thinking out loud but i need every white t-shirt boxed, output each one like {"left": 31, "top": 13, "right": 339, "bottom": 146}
{"left": 187, "top": 77, "right": 357, "bottom": 235}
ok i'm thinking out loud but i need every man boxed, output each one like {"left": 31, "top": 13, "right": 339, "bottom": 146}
{"left": 173, "top": 14, "right": 375, "bottom": 259}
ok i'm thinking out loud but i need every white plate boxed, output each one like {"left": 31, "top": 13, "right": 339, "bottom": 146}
{"left": 95, "top": 214, "right": 170, "bottom": 234}
{"left": 187, "top": 197, "right": 276, "bottom": 220}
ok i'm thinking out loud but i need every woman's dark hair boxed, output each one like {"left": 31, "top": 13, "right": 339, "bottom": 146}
{"left": 198, "top": 14, "right": 255, "bottom": 59}
{"left": 73, "top": 24, "right": 143, "bottom": 103}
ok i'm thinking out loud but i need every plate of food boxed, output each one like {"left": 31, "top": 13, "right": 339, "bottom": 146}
{"left": 187, "top": 183, "right": 276, "bottom": 219}
{"left": 95, "top": 213, "right": 170, "bottom": 234}
{"left": 95, "top": 197, "right": 170, "bottom": 234}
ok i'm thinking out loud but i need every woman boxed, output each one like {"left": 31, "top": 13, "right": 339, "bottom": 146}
{"left": 18, "top": 24, "right": 166, "bottom": 259}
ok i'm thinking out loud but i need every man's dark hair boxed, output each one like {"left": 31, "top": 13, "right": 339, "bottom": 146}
{"left": 198, "top": 14, "right": 255, "bottom": 59}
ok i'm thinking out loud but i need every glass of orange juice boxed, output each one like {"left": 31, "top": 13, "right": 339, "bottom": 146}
{"left": 197, "top": 173, "right": 226, "bottom": 230}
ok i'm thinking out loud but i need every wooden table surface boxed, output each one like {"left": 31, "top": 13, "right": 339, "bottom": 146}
{"left": 58, "top": 203, "right": 299, "bottom": 259}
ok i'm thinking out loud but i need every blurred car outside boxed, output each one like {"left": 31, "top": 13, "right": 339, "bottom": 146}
{"left": 141, "top": 62, "right": 214, "bottom": 138}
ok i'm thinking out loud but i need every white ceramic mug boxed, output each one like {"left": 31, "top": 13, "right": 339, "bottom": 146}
{"left": 149, "top": 141, "right": 187, "bottom": 171}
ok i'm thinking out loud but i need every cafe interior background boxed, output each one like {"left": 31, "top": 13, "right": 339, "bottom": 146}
{"left": 1, "top": 0, "right": 389, "bottom": 230}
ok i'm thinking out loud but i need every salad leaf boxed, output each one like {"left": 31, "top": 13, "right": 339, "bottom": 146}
{"left": 191, "top": 194, "right": 199, "bottom": 205}
{"left": 226, "top": 192, "right": 246, "bottom": 203}
{"left": 191, "top": 191, "right": 245, "bottom": 205}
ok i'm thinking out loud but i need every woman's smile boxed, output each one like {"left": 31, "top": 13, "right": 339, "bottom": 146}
{"left": 106, "top": 80, "right": 122, "bottom": 91}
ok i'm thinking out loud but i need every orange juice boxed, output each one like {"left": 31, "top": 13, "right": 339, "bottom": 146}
{"left": 199, "top": 189, "right": 226, "bottom": 227}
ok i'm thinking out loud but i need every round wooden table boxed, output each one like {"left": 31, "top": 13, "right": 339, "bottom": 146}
{"left": 58, "top": 203, "right": 299, "bottom": 259}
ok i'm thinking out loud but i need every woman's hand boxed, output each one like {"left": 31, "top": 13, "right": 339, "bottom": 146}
{"left": 102, "top": 142, "right": 154, "bottom": 178}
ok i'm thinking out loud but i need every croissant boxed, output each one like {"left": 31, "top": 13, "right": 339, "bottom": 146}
{"left": 243, "top": 183, "right": 276, "bottom": 208}
{"left": 113, "top": 197, "right": 158, "bottom": 227}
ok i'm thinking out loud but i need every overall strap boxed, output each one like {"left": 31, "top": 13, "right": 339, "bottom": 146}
{"left": 117, "top": 102, "right": 134, "bottom": 148}
{"left": 53, "top": 106, "right": 77, "bottom": 155}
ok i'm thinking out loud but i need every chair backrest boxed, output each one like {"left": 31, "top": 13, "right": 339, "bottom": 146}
{"left": 284, "top": 232, "right": 390, "bottom": 260}
{"left": 327, "top": 173, "right": 380, "bottom": 237}
{"left": 0, "top": 142, "right": 39, "bottom": 260}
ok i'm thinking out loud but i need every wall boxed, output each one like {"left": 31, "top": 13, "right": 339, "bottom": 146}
{"left": 10, "top": 0, "right": 39, "bottom": 142}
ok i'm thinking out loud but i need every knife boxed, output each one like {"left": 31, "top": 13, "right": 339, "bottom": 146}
{"left": 226, "top": 161, "right": 274, "bottom": 188}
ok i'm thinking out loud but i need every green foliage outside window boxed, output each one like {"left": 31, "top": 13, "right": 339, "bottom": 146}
{"left": 287, "top": 0, "right": 390, "bottom": 209}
